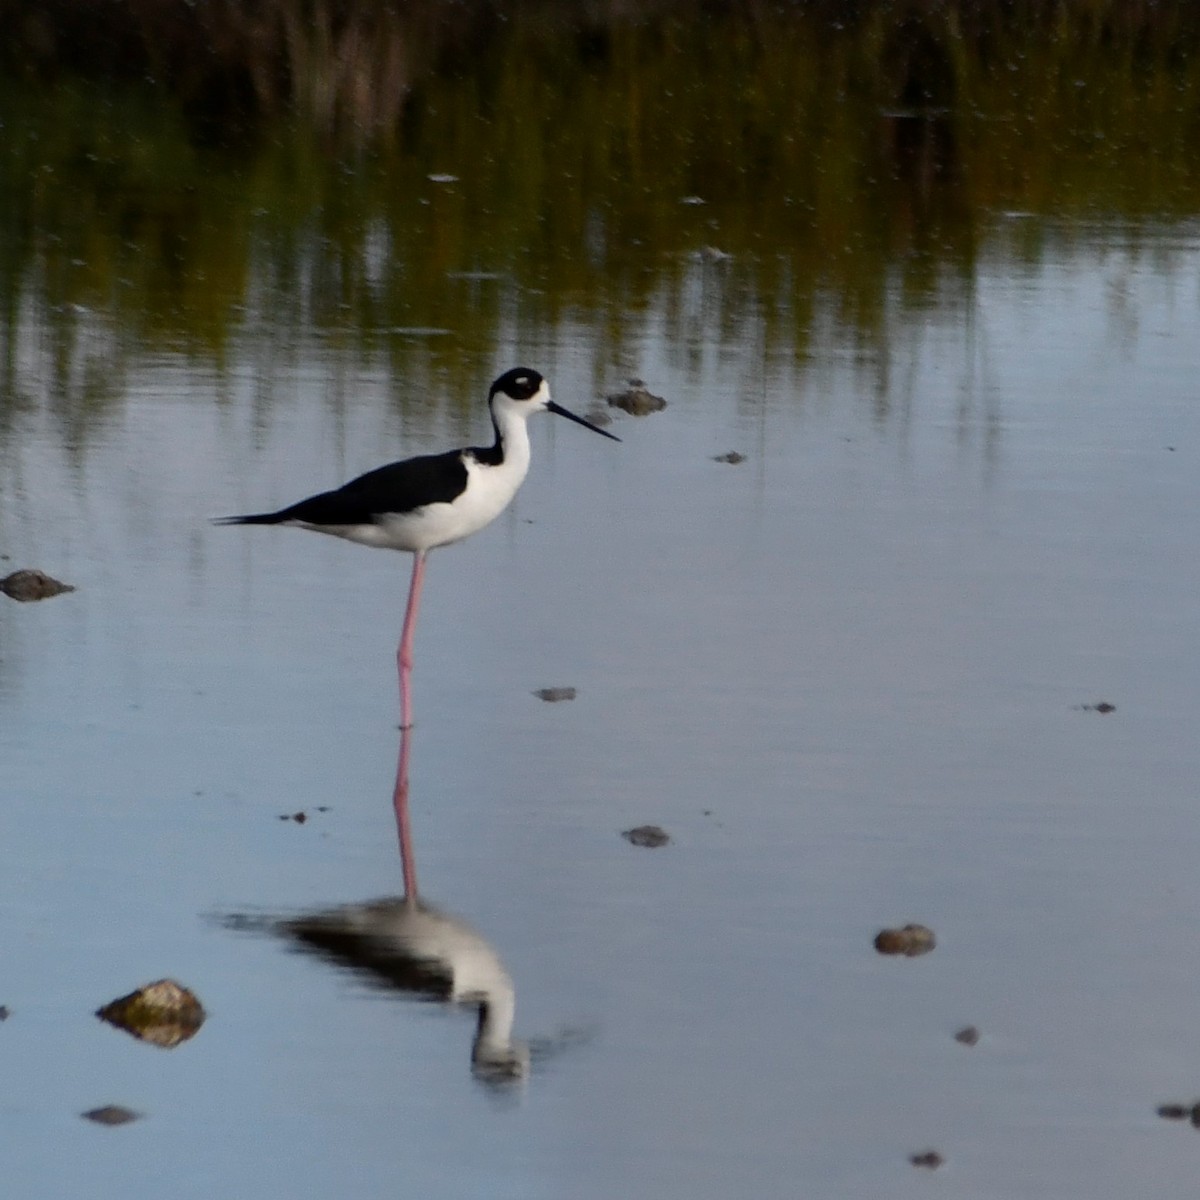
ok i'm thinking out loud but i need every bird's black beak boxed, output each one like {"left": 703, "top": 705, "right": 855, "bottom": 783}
{"left": 547, "top": 400, "right": 621, "bottom": 442}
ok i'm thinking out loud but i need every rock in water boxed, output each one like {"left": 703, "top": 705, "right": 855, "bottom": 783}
{"left": 0, "top": 569, "right": 75, "bottom": 601}
{"left": 873, "top": 924, "right": 936, "bottom": 957}
{"left": 606, "top": 380, "right": 667, "bottom": 415}
{"left": 622, "top": 825, "right": 670, "bottom": 848}
{"left": 81, "top": 1105, "right": 140, "bottom": 1126}
{"left": 96, "top": 979, "right": 205, "bottom": 1048}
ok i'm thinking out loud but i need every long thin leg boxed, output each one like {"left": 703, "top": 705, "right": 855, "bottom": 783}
{"left": 394, "top": 552, "right": 426, "bottom": 900}
{"left": 392, "top": 723, "right": 418, "bottom": 899}
{"left": 397, "top": 550, "right": 426, "bottom": 731}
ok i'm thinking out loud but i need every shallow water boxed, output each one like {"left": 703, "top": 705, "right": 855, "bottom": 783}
{"left": 5, "top": 5, "right": 1200, "bottom": 1189}
{"left": 3, "top": 211, "right": 1200, "bottom": 1196}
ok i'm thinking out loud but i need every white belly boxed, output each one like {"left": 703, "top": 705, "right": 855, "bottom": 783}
{"left": 299, "top": 453, "right": 530, "bottom": 553}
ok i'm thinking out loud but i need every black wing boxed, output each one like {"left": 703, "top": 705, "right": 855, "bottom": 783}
{"left": 217, "top": 450, "right": 470, "bottom": 527}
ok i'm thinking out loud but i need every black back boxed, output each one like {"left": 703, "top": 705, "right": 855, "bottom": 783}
{"left": 277, "top": 449, "right": 471, "bottom": 525}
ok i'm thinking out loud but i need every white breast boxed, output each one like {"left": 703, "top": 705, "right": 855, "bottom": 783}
{"left": 371, "top": 445, "right": 531, "bottom": 554}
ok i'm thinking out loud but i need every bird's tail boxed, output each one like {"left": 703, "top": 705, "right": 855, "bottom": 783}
{"left": 211, "top": 511, "right": 289, "bottom": 526}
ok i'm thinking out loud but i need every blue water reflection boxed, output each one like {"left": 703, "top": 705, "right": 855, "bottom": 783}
{"left": 226, "top": 721, "right": 532, "bottom": 1087}
{"left": 2, "top": 222, "right": 1200, "bottom": 1198}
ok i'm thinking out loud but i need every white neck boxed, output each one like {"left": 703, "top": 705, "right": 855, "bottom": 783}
{"left": 490, "top": 401, "right": 533, "bottom": 475}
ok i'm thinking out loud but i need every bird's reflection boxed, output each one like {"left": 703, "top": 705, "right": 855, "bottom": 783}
{"left": 281, "top": 890, "right": 528, "bottom": 1083}
{"left": 234, "top": 723, "right": 529, "bottom": 1085}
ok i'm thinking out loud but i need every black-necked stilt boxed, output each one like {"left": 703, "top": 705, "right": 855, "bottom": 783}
{"left": 215, "top": 368, "right": 619, "bottom": 729}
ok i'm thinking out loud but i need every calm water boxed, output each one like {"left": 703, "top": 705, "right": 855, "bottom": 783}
{"left": 3, "top": 217, "right": 1200, "bottom": 1197}
{"left": 4, "top": 10, "right": 1200, "bottom": 1196}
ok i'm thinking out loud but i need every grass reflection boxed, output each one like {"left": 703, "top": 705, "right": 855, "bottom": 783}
{"left": 1, "top": 3, "right": 1200, "bottom": 432}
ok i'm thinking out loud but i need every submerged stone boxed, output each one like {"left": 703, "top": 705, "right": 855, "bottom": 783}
{"left": 622, "top": 825, "right": 670, "bottom": 848}
{"left": 82, "top": 1105, "right": 140, "bottom": 1126}
{"left": 910, "top": 1150, "right": 943, "bottom": 1169}
{"left": 582, "top": 405, "right": 614, "bottom": 428}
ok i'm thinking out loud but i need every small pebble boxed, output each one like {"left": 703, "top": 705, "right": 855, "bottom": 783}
{"left": 82, "top": 1105, "right": 140, "bottom": 1126}
{"left": 874, "top": 924, "right": 936, "bottom": 957}
{"left": 533, "top": 687, "right": 576, "bottom": 702}
{"left": 0, "top": 569, "right": 75, "bottom": 602}
{"left": 910, "top": 1150, "right": 943, "bottom": 1169}
{"left": 622, "top": 825, "right": 670, "bottom": 848}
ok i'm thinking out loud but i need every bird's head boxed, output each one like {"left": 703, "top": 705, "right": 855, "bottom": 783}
{"left": 489, "top": 368, "right": 620, "bottom": 441}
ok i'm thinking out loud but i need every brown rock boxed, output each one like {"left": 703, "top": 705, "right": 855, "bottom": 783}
{"left": 874, "top": 924, "right": 936, "bottom": 957}
{"left": 96, "top": 979, "right": 205, "bottom": 1048}
{"left": 606, "top": 380, "right": 667, "bottom": 416}
{"left": 0, "top": 569, "right": 75, "bottom": 601}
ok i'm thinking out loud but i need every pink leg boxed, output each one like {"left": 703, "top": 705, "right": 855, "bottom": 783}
{"left": 392, "top": 723, "right": 418, "bottom": 900}
{"left": 393, "top": 552, "right": 426, "bottom": 900}
{"left": 397, "top": 551, "right": 426, "bottom": 731}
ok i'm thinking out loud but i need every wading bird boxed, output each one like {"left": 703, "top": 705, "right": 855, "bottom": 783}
{"left": 215, "top": 368, "right": 619, "bottom": 729}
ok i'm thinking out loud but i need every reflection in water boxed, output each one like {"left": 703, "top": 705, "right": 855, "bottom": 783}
{"left": 228, "top": 723, "right": 529, "bottom": 1085}
{"left": 283, "top": 895, "right": 529, "bottom": 1085}
{"left": 286, "top": 715, "right": 528, "bottom": 1083}
{"left": 392, "top": 718, "right": 418, "bottom": 900}
{"left": 3, "top": 3, "right": 1200, "bottom": 456}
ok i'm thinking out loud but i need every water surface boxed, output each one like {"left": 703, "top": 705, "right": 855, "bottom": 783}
{"left": 3, "top": 9, "right": 1200, "bottom": 1197}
